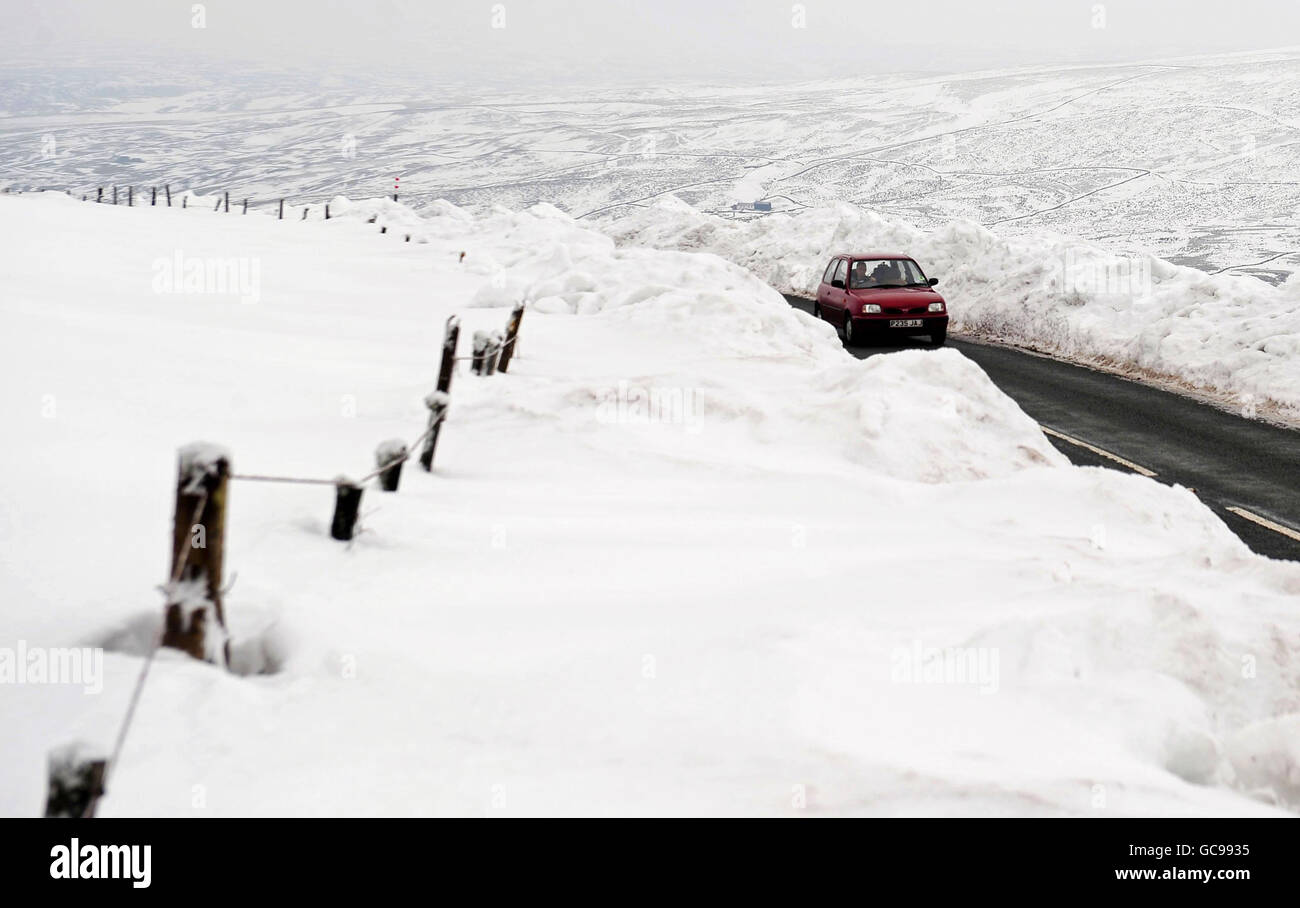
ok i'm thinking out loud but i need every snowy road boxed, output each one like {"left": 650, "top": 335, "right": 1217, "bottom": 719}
{"left": 785, "top": 295, "right": 1300, "bottom": 562}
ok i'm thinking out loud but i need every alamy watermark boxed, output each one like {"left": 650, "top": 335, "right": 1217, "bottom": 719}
{"left": 0, "top": 641, "right": 102, "bottom": 694}
{"left": 152, "top": 249, "right": 261, "bottom": 304}
{"left": 1049, "top": 246, "right": 1153, "bottom": 303}
{"left": 890, "top": 640, "right": 999, "bottom": 694}
{"left": 595, "top": 380, "right": 701, "bottom": 431}
{"left": 50, "top": 838, "right": 151, "bottom": 888}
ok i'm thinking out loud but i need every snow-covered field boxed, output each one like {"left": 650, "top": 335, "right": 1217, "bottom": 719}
{"left": 603, "top": 198, "right": 1300, "bottom": 425}
{"left": 3, "top": 193, "right": 1300, "bottom": 816}
{"left": 4, "top": 49, "right": 1300, "bottom": 281}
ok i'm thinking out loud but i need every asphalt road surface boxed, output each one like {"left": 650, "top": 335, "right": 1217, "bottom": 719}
{"left": 784, "top": 294, "right": 1300, "bottom": 562}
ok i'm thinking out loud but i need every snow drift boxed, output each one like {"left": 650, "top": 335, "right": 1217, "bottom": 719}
{"left": 2, "top": 192, "right": 1299, "bottom": 816}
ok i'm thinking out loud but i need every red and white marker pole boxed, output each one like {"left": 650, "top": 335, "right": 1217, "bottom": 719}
{"left": 393, "top": 176, "right": 400, "bottom": 202}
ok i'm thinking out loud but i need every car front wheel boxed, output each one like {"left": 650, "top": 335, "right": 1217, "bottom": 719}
{"left": 813, "top": 303, "right": 822, "bottom": 320}
{"left": 930, "top": 327, "right": 947, "bottom": 346}
{"left": 844, "top": 316, "right": 858, "bottom": 347}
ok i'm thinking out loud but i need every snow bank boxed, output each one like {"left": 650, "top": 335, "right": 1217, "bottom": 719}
{"left": 598, "top": 199, "right": 1300, "bottom": 423}
{"left": 3, "top": 192, "right": 1300, "bottom": 816}
{"left": 387, "top": 199, "right": 1063, "bottom": 481}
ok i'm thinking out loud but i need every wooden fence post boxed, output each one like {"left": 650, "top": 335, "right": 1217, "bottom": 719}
{"left": 420, "top": 316, "right": 459, "bottom": 471}
{"left": 182, "top": 195, "right": 187, "bottom": 209}
{"left": 471, "top": 330, "right": 490, "bottom": 375}
{"left": 380, "top": 226, "right": 387, "bottom": 234}
{"left": 242, "top": 198, "right": 248, "bottom": 214}
{"left": 96, "top": 187, "right": 103, "bottom": 203}
{"left": 331, "top": 480, "right": 363, "bottom": 541}
{"left": 165, "top": 184, "right": 171, "bottom": 206}
{"left": 214, "top": 197, "right": 221, "bottom": 211}
{"left": 223, "top": 192, "right": 229, "bottom": 213}
{"left": 151, "top": 187, "right": 156, "bottom": 206}
{"left": 127, "top": 186, "right": 133, "bottom": 206}
{"left": 419, "top": 392, "right": 450, "bottom": 471}
{"left": 44, "top": 743, "right": 107, "bottom": 818}
{"left": 162, "top": 443, "right": 230, "bottom": 667}
{"left": 484, "top": 331, "right": 503, "bottom": 376}
{"left": 112, "top": 186, "right": 117, "bottom": 205}
{"left": 302, "top": 207, "right": 309, "bottom": 220}
{"left": 278, "top": 199, "right": 284, "bottom": 220}
{"left": 498, "top": 304, "right": 525, "bottom": 373}
{"left": 325, "top": 204, "right": 330, "bottom": 220}
{"left": 375, "top": 440, "right": 407, "bottom": 492}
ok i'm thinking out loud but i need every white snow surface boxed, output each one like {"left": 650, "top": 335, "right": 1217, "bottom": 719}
{"left": 2, "top": 192, "right": 1300, "bottom": 816}
{"left": 599, "top": 198, "right": 1300, "bottom": 424}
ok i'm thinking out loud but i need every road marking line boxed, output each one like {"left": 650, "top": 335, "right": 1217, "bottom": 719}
{"left": 1225, "top": 507, "right": 1300, "bottom": 543}
{"left": 1039, "top": 426, "right": 1159, "bottom": 477}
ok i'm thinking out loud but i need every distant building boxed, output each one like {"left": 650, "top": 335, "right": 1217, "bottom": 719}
{"left": 731, "top": 201, "right": 773, "bottom": 212}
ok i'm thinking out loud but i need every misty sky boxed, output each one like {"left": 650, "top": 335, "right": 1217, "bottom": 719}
{"left": 2, "top": 0, "right": 1299, "bottom": 86}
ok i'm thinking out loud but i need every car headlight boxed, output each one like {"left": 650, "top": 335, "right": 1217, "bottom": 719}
{"left": 862, "top": 304, "right": 882, "bottom": 314}
{"left": 928, "top": 302, "right": 945, "bottom": 312}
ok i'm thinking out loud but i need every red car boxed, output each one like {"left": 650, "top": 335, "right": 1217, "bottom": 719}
{"left": 814, "top": 254, "right": 948, "bottom": 346}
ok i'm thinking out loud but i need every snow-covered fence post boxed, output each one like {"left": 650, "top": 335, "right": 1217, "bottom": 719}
{"left": 242, "top": 198, "right": 248, "bottom": 214}
{"left": 165, "top": 184, "right": 171, "bottom": 206}
{"left": 44, "top": 744, "right": 107, "bottom": 818}
{"left": 484, "top": 331, "right": 504, "bottom": 376}
{"left": 498, "top": 304, "right": 525, "bottom": 373}
{"left": 375, "top": 440, "right": 407, "bottom": 492}
{"left": 438, "top": 316, "right": 460, "bottom": 393}
{"left": 418, "top": 392, "right": 450, "bottom": 472}
{"left": 471, "top": 330, "right": 491, "bottom": 375}
{"left": 331, "top": 480, "right": 363, "bottom": 541}
{"left": 162, "top": 443, "right": 231, "bottom": 667}
{"left": 420, "top": 316, "right": 459, "bottom": 471}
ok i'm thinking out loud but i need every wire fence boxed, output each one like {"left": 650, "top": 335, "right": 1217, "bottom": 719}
{"left": 42, "top": 189, "right": 526, "bottom": 817}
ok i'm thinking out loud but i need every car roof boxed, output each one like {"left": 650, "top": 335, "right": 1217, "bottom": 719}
{"left": 838, "top": 253, "right": 914, "bottom": 261}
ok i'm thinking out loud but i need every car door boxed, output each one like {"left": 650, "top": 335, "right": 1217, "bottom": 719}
{"left": 827, "top": 259, "right": 849, "bottom": 326}
{"left": 816, "top": 258, "right": 838, "bottom": 315}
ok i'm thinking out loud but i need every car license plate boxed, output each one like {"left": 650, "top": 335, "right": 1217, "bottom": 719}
{"left": 890, "top": 319, "right": 923, "bottom": 328}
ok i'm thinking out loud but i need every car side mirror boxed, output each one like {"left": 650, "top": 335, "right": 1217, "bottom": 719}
{"left": 928, "top": 277, "right": 939, "bottom": 286}
{"left": 831, "top": 279, "right": 845, "bottom": 289}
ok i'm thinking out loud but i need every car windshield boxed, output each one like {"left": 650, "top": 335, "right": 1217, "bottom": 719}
{"left": 848, "top": 258, "right": 927, "bottom": 289}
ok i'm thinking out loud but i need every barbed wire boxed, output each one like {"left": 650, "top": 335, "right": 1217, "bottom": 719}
{"left": 105, "top": 487, "right": 210, "bottom": 797}
{"left": 454, "top": 331, "right": 519, "bottom": 361}
{"left": 56, "top": 187, "right": 517, "bottom": 492}
{"left": 230, "top": 330, "right": 517, "bottom": 484}
{"left": 35, "top": 187, "right": 405, "bottom": 211}
{"left": 230, "top": 473, "right": 337, "bottom": 486}
{"left": 354, "top": 421, "right": 438, "bottom": 486}
{"left": 41, "top": 185, "right": 526, "bottom": 815}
